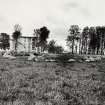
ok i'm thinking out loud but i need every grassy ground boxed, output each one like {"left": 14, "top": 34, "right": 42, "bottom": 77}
{"left": 0, "top": 56, "right": 105, "bottom": 105}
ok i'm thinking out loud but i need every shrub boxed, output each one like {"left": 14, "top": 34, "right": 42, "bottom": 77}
{"left": 56, "top": 54, "right": 74, "bottom": 67}
{"left": 56, "top": 54, "right": 69, "bottom": 63}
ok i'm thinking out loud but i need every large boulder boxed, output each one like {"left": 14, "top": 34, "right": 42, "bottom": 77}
{"left": 45, "top": 59, "right": 56, "bottom": 62}
{"left": 3, "top": 49, "right": 16, "bottom": 59}
{"left": 93, "top": 56, "right": 101, "bottom": 61}
{"left": 85, "top": 56, "right": 95, "bottom": 62}
{"left": 0, "top": 49, "right": 5, "bottom": 56}
{"left": 3, "top": 53, "right": 16, "bottom": 59}
{"left": 68, "top": 59, "right": 76, "bottom": 62}
{"left": 84, "top": 55, "right": 101, "bottom": 62}
{"left": 28, "top": 53, "right": 35, "bottom": 61}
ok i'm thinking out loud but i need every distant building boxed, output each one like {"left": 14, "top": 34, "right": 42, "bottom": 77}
{"left": 10, "top": 34, "right": 41, "bottom": 53}
{"left": 0, "top": 33, "right": 46, "bottom": 53}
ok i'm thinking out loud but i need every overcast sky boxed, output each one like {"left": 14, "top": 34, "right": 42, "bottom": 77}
{"left": 0, "top": 0, "right": 105, "bottom": 49}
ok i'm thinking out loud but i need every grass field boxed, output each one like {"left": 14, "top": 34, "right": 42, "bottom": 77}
{"left": 0, "top": 56, "right": 105, "bottom": 105}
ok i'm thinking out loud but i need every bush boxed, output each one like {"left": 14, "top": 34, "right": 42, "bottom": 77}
{"left": 56, "top": 54, "right": 74, "bottom": 66}
{"left": 56, "top": 54, "right": 69, "bottom": 62}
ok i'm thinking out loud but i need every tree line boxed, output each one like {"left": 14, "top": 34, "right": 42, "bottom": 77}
{"left": 67, "top": 25, "right": 105, "bottom": 55}
{"left": 1, "top": 24, "right": 105, "bottom": 55}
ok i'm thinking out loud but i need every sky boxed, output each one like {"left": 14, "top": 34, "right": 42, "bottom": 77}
{"left": 0, "top": 0, "right": 105, "bottom": 50}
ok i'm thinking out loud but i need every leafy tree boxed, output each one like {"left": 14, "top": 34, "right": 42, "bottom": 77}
{"left": 67, "top": 25, "right": 80, "bottom": 54}
{"left": 0, "top": 33, "right": 10, "bottom": 49}
{"left": 100, "top": 26, "right": 105, "bottom": 55}
{"left": 96, "top": 26, "right": 101, "bottom": 54}
{"left": 40, "top": 26, "right": 49, "bottom": 42}
{"left": 47, "top": 40, "right": 56, "bottom": 53}
{"left": 34, "top": 26, "right": 50, "bottom": 53}
{"left": 88, "top": 27, "right": 97, "bottom": 54}
{"left": 66, "top": 25, "right": 105, "bottom": 55}
{"left": 81, "top": 26, "right": 89, "bottom": 54}
{"left": 54, "top": 46, "right": 64, "bottom": 54}
{"left": 12, "top": 24, "right": 22, "bottom": 52}
{"left": 39, "top": 26, "right": 50, "bottom": 52}
{"left": 66, "top": 35, "right": 73, "bottom": 51}
{"left": 48, "top": 40, "right": 64, "bottom": 54}
{"left": 95, "top": 26, "right": 105, "bottom": 55}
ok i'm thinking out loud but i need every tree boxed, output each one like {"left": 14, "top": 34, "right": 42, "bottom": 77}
{"left": 12, "top": 24, "right": 22, "bottom": 52}
{"left": 55, "top": 46, "right": 64, "bottom": 54}
{"left": 48, "top": 40, "right": 64, "bottom": 54}
{"left": 67, "top": 25, "right": 80, "bottom": 54}
{"left": 0, "top": 33, "right": 10, "bottom": 49}
{"left": 39, "top": 26, "right": 50, "bottom": 52}
{"left": 100, "top": 26, "right": 105, "bottom": 55}
{"left": 34, "top": 26, "right": 50, "bottom": 53}
{"left": 78, "top": 33, "right": 82, "bottom": 54}
{"left": 47, "top": 40, "right": 56, "bottom": 53}
{"left": 81, "top": 26, "right": 89, "bottom": 54}
{"left": 95, "top": 26, "right": 105, "bottom": 55}
{"left": 33, "top": 29, "right": 40, "bottom": 53}
{"left": 96, "top": 26, "right": 101, "bottom": 54}
{"left": 89, "top": 27, "right": 97, "bottom": 54}
{"left": 66, "top": 35, "right": 73, "bottom": 52}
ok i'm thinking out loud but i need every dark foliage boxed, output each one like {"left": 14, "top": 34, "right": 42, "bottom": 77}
{"left": 48, "top": 40, "right": 64, "bottom": 54}
{"left": 0, "top": 33, "right": 10, "bottom": 49}
{"left": 40, "top": 26, "right": 50, "bottom": 42}
{"left": 12, "top": 24, "right": 22, "bottom": 52}
{"left": 67, "top": 25, "right": 105, "bottom": 55}
{"left": 12, "top": 31, "right": 21, "bottom": 40}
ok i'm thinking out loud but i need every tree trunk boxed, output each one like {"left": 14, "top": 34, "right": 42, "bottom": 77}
{"left": 79, "top": 38, "right": 82, "bottom": 54}
{"left": 15, "top": 40, "right": 17, "bottom": 52}
{"left": 85, "top": 38, "right": 88, "bottom": 54}
{"left": 100, "top": 37, "right": 103, "bottom": 55}
{"left": 81, "top": 40, "right": 83, "bottom": 54}
{"left": 72, "top": 39, "right": 74, "bottom": 54}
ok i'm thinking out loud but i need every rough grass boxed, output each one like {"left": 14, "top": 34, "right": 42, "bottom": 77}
{"left": 0, "top": 56, "right": 105, "bottom": 105}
